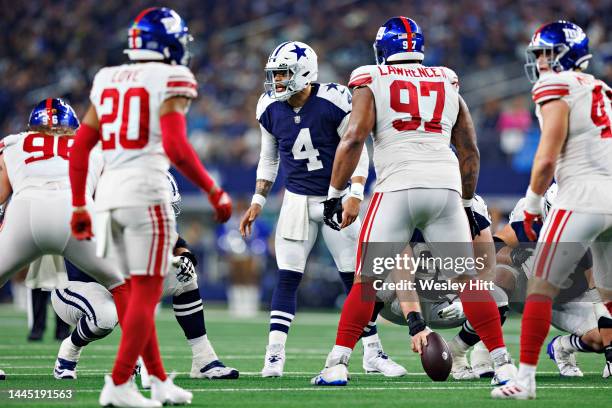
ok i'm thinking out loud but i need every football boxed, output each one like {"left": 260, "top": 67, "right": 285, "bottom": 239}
{"left": 420, "top": 332, "right": 453, "bottom": 381}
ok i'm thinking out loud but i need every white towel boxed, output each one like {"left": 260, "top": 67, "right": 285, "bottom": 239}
{"left": 277, "top": 191, "right": 309, "bottom": 240}
{"left": 25, "top": 255, "right": 67, "bottom": 290}
{"left": 95, "top": 211, "right": 112, "bottom": 258}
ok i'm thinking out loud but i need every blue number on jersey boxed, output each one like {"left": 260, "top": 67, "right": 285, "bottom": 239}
{"left": 257, "top": 83, "right": 351, "bottom": 196}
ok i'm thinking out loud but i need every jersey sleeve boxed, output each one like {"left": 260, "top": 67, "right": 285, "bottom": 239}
{"left": 472, "top": 194, "right": 492, "bottom": 230}
{"left": 0, "top": 139, "right": 5, "bottom": 155}
{"left": 531, "top": 73, "right": 571, "bottom": 105}
{"left": 348, "top": 65, "right": 377, "bottom": 89}
{"left": 163, "top": 65, "right": 198, "bottom": 101}
{"left": 0, "top": 134, "right": 18, "bottom": 155}
{"left": 255, "top": 124, "right": 279, "bottom": 182}
{"left": 441, "top": 67, "right": 460, "bottom": 91}
{"left": 256, "top": 92, "right": 276, "bottom": 133}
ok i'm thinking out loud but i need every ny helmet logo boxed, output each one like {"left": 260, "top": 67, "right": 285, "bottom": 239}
{"left": 562, "top": 28, "right": 586, "bottom": 44}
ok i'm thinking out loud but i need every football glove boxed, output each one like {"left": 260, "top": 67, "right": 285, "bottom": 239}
{"left": 510, "top": 247, "right": 534, "bottom": 267}
{"left": 437, "top": 301, "right": 465, "bottom": 321}
{"left": 209, "top": 187, "right": 232, "bottom": 223}
{"left": 322, "top": 197, "right": 343, "bottom": 231}
{"left": 173, "top": 252, "right": 198, "bottom": 283}
{"left": 70, "top": 210, "right": 93, "bottom": 240}
{"left": 523, "top": 211, "right": 541, "bottom": 242}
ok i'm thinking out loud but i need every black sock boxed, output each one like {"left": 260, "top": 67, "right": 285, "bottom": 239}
{"left": 173, "top": 288, "right": 206, "bottom": 340}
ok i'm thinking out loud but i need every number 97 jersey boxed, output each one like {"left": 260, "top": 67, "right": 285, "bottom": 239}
{"left": 348, "top": 63, "right": 461, "bottom": 194}
{"left": 89, "top": 62, "right": 197, "bottom": 211}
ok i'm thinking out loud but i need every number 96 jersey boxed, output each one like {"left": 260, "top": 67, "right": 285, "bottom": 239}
{"left": 90, "top": 62, "right": 197, "bottom": 211}
{"left": 348, "top": 64, "right": 461, "bottom": 194}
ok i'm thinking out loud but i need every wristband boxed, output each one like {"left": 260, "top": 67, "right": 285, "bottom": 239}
{"left": 251, "top": 193, "right": 267, "bottom": 208}
{"left": 524, "top": 186, "right": 543, "bottom": 214}
{"left": 462, "top": 198, "right": 473, "bottom": 208}
{"left": 407, "top": 311, "right": 427, "bottom": 336}
{"left": 327, "top": 185, "right": 344, "bottom": 199}
{"left": 348, "top": 183, "right": 365, "bottom": 201}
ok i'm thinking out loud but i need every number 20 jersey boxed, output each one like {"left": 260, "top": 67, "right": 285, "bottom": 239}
{"left": 348, "top": 63, "right": 461, "bottom": 194}
{"left": 532, "top": 71, "right": 612, "bottom": 213}
{"left": 89, "top": 62, "right": 197, "bottom": 211}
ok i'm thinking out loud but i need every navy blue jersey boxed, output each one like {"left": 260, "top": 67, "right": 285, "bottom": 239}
{"left": 256, "top": 83, "right": 352, "bottom": 196}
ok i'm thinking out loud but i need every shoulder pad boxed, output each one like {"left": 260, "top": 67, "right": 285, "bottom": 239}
{"left": 163, "top": 65, "right": 198, "bottom": 100}
{"left": 0, "top": 133, "right": 24, "bottom": 154}
{"left": 472, "top": 194, "right": 491, "bottom": 223}
{"left": 316, "top": 83, "right": 352, "bottom": 113}
{"left": 256, "top": 92, "right": 277, "bottom": 121}
{"left": 531, "top": 72, "right": 571, "bottom": 105}
{"left": 348, "top": 65, "right": 377, "bottom": 88}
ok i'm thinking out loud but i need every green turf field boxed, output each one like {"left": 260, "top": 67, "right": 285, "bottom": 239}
{"left": 0, "top": 304, "right": 609, "bottom": 407}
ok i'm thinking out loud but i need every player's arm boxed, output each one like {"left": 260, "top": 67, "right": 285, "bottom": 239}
{"left": 0, "top": 153, "right": 12, "bottom": 204}
{"left": 494, "top": 223, "right": 519, "bottom": 248}
{"left": 240, "top": 125, "right": 278, "bottom": 237}
{"left": 160, "top": 96, "right": 231, "bottom": 223}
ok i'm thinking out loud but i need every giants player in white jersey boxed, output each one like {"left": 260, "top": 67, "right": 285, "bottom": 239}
{"left": 68, "top": 8, "right": 231, "bottom": 407}
{"left": 313, "top": 16, "right": 516, "bottom": 386}
{"left": 0, "top": 98, "right": 124, "bottom": 292}
{"left": 493, "top": 21, "right": 612, "bottom": 400}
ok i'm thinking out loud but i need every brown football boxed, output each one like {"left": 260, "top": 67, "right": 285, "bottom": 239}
{"left": 420, "top": 332, "right": 453, "bottom": 381}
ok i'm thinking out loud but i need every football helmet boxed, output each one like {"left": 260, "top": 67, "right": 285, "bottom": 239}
{"left": 28, "top": 98, "right": 79, "bottom": 134}
{"left": 264, "top": 41, "right": 318, "bottom": 101}
{"left": 542, "top": 182, "right": 558, "bottom": 220}
{"left": 166, "top": 172, "right": 182, "bottom": 216}
{"left": 525, "top": 21, "right": 591, "bottom": 83}
{"left": 124, "top": 7, "right": 192, "bottom": 66}
{"left": 373, "top": 17, "right": 425, "bottom": 65}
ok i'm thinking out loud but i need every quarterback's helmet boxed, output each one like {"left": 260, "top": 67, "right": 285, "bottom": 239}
{"left": 525, "top": 21, "right": 591, "bottom": 83}
{"left": 542, "top": 183, "right": 558, "bottom": 220}
{"left": 28, "top": 98, "right": 79, "bottom": 134}
{"left": 373, "top": 17, "right": 425, "bottom": 65}
{"left": 124, "top": 7, "right": 192, "bottom": 66}
{"left": 264, "top": 41, "right": 318, "bottom": 101}
{"left": 166, "top": 172, "right": 182, "bottom": 216}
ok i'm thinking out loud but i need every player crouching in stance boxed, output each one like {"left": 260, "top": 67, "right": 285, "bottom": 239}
{"left": 492, "top": 21, "right": 612, "bottom": 400}
{"left": 240, "top": 41, "right": 406, "bottom": 378}
{"left": 312, "top": 16, "right": 516, "bottom": 386}
{"left": 69, "top": 8, "right": 231, "bottom": 407}
{"left": 51, "top": 174, "right": 238, "bottom": 382}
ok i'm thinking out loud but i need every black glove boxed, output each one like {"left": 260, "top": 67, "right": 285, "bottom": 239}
{"left": 510, "top": 247, "right": 533, "bottom": 268}
{"left": 323, "top": 197, "right": 343, "bottom": 231}
{"left": 464, "top": 205, "right": 481, "bottom": 239}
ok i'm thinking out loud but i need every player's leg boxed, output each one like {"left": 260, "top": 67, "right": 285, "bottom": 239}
{"left": 51, "top": 282, "right": 118, "bottom": 379}
{"left": 591, "top": 223, "right": 612, "bottom": 378}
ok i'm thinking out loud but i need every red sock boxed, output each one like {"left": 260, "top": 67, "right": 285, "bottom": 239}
{"left": 111, "top": 276, "right": 164, "bottom": 385}
{"left": 110, "top": 280, "right": 131, "bottom": 327}
{"left": 335, "top": 282, "right": 375, "bottom": 349}
{"left": 459, "top": 287, "right": 505, "bottom": 352}
{"left": 520, "top": 294, "right": 552, "bottom": 366}
{"left": 141, "top": 326, "right": 167, "bottom": 381}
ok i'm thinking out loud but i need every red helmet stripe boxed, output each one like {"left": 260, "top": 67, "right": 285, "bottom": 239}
{"left": 399, "top": 17, "right": 413, "bottom": 51}
{"left": 45, "top": 98, "right": 53, "bottom": 126}
{"left": 133, "top": 7, "right": 156, "bottom": 26}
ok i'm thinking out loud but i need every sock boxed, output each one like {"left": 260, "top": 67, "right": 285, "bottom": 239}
{"left": 111, "top": 276, "right": 164, "bottom": 385}
{"left": 559, "top": 334, "right": 596, "bottom": 353}
{"left": 458, "top": 287, "right": 505, "bottom": 352}
{"left": 520, "top": 294, "right": 552, "bottom": 366}
{"left": 335, "top": 283, "right": 375, "bottom": 349}
{"left": 361, "top": 302, "right": 384, "bottom": 339}
{"left": 188, "top": 334, "right": 218, "bottom": 364}
{"left": 517, "top": 362, "right": 537, "bottom": 380}
{"left": 269, "top": 270, "right": 303, "bottom": 346}
{"left": 70, "top": 316, "right": 113, "bottom": 347}
{"left": 141, "top": 325, "right": 167, "bottom": 381}
{"left": 110, "top": 280, "right": 131, "bottom": 326}
{"left": 339, "top": 272, "right": 355, "bottom": 293}
{"left": 173, "top": 288, "right": 206, "bottom": 339}
{"left": 327, "top": 345, "right": 353, "bottom": 366}
{"left": 459, "top": 305, "right": 509, "bottom": 347}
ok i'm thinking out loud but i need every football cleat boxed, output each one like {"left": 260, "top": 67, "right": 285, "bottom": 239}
{"left": 547, "top": 336, "right": 583, "bottom": 377}
{"left": 53, "top": 358, "right": 77, "bottom": 380}
{"left": 311, "top": 364, "right": 349, "bottom": 386}
{"left": 448, "top": 338, "right": 478, "bottom": 380}
{"left": 261, "top": 344, "right": 285, "bottom": 378}
{"left": 99, "top": 374, "right": 161, "bottom": 407}
{"left": 150, "top": 374, "right": 193, "bottom": 405}
{"left": 363, "top": 349, "right": 407, "bottom": 377}
{"left": 470, "top": 342, "right": 494, "bottom": 378}
{"left": 191, "top": 360, "right": 239, "bottom": 379}
{"left": 491, "top": 377, "right": 536, "bottom": 400}
{"left": 491, "top": 362, "right": 518, "bottom": 386}
{"left": 603, "top": 360, "right": 611, "bottom": 379}
{"left": 0, "top": 369, "right": 5, "bottom": 380}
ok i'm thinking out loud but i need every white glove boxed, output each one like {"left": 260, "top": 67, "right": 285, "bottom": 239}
{"left": 172, "top": 255, "right": 196, "bottom": 283}
{"left": 437, "top": 301, "right": 465, "bottom": 321}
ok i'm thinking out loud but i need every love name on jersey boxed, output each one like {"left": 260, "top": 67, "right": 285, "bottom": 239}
{"left": 111, "top": 69, "right": 142, "bottom": 83}
{"left": 376, "top": 65, "right": 447, "bottom": 79}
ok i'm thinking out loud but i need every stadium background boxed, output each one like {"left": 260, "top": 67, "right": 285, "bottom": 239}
{"left": 1, "top": 0, "right": 611, "bottom": 309}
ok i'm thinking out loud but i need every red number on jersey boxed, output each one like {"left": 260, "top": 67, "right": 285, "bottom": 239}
{"left": 99, "top": 87, "right": 150, "bottom": 150}
{"left": 23, "top": 133, "right": 72, "bottom": 164}
{"left": 591, "top": 84, "right": 612, "bottom": 138}
{"left": 390, "top": 80, "right": 446, "bottom": 134}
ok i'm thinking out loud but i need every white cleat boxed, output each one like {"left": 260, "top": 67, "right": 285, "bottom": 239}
{"left": 99, "top": 375, "right": 161, "bottom": 407}
{"left": 0, "top": 369, "right": 5, "bottom": 380}
{"left": 491, "top": 377, "right": 536, "bottom": 400}
{"left": 603, "top": 360, "right": 611, "bottom": 379}
{"left": 491, "top": 362, "right": 518, "bottom": 386}
{"left": 53, "top": 358, "right": 77, "bottom": 380}
{"left": 261, "top": 344, "right": 285, "bottom": 378}
{"left": 191, "top": 360, "right": 239, "bottom": 379}
{"left": 470, "top": 341, "right": 494, "bottom": 378}
{"left": 547, "top": 336, "right": 583, "bottom": 377}
{"left": 311, "top": 364, "right": 349, "bottom": 386}
{"left": 363, "top": 347, "right": 407, "bottom": 377}
{"left": 448, "top": 339, "right": 478, "bottom": 380}
{"left": 150, "top": 374, "right": 193, "bottom": 405}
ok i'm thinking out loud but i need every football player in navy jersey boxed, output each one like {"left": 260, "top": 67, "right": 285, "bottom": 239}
{"left": 240, "top": 41, "right": 406, "bottom": 378}
{"left": 51, "top": 174, "right": 238, "bottom": 381}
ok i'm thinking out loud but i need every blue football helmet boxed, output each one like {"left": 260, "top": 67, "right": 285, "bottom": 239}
{"left": 28, "top": 98, "right": 79, "bottom": 133}
{"left": 525, "top": 21, "right": 591, "bottom": 83}
{"left": 124, "top": 7, "right": 192, "bottom": 66}
{"left": 373, "top": 17, "right": 425, "bottom": 65}
{"left": 166, "top": 172, "right": 182, "bottom": 216}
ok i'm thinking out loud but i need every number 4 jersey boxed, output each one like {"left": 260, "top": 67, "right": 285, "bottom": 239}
{"left": 532, "top": 71, "right": 612, "bottom": 213}
{"left": 89, "top": 62, "right": 197, "bottom": 211}
{"left": 348, "top": 63, "right": 461, "bottom": 194}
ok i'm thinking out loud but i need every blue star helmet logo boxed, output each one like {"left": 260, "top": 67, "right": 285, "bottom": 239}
{"left": 289, "top": 44, "right": 308, "bottom": 60}
{"left": 325, "top": 83, "right": 339, "bottom": 91}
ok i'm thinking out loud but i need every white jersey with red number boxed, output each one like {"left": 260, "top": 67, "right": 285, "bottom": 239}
{"left": 532, "top": 71, "right": 612, "bottom": 213}
{"left": 0, "top": 132, "right": 101, "bottom": 199}
{"left": 89, "top": 62, "right": 197, "bottom": 211}
{"left": 348, "top": 63, "right": 461, "bottom": 193}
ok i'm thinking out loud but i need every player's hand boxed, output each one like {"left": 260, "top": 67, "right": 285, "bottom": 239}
{"left": 510, "top": 246, "right": 534, "bottom": 267}
{"left": 209, "top": 186, "right": 232, "bottom": 223}
{"left": 323, "top": 197, "right": 343, "bottom": 231}
{"left": 172, "top": 254, "right": 197, "bottom": 283}
{"left": 340, "top": 197, "right": 360, "bottom": 229}
{"left": 523, "top": 211, "right": 541, "bottom": 241}
{"left": 240, "top": 204, "right": 262, "bottom": 237}
{"left": 70, "top": 208, "right": 93, "bottom": 240}
{"left": 464, "top": 205, "right": 481, "bottom": 239}
{"left": 411, "top": 327, "right": 432, "bottom": 355}
{"left": 437, "top": 302, "right": 465, "bottom": 321}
